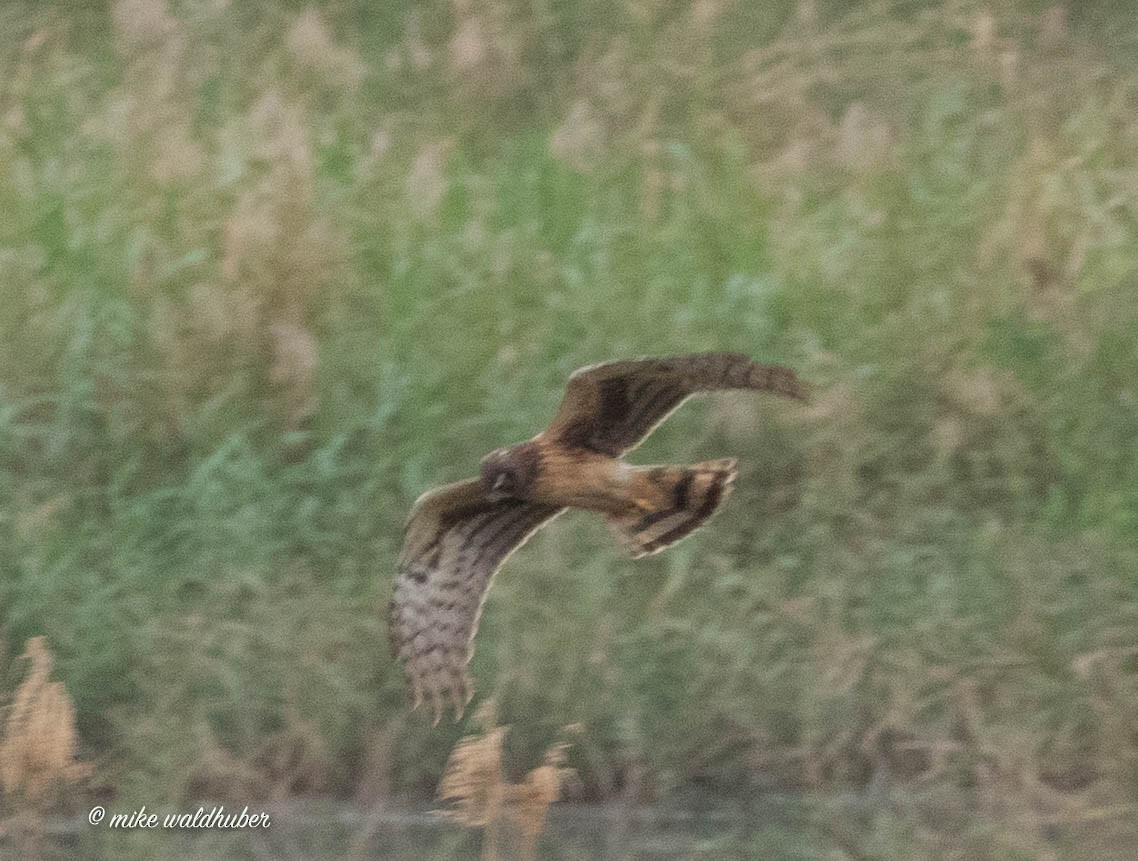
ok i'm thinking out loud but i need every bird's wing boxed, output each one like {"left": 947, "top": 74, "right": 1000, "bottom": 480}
{"left": 545, "top": 352, "right": 805, "bottom": 457}
{"left": 389, "top": 478, "right": 564, "bottom": 723}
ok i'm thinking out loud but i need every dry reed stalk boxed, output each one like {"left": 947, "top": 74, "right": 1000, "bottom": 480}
{"left": 437, "top": 703, "right": 575, "bottom": 861}
{"left": 0, "top": 637, "right": 90, "bottom": 860}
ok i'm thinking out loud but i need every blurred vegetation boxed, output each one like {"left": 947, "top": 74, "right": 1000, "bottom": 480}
{"left": 1, "top": 0, "right": 1137, "bottom": 857}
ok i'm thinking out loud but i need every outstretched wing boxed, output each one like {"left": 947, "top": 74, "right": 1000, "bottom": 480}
{"left": 546, "top": 352, "right": 805, "bottom": 457}
{"left": 389, "top": 478, "right": 563, "bottom": 723}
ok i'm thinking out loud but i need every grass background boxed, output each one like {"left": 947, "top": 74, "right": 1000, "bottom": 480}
{"left": 1, "top": 0, "right": 1137, "bottom": 857}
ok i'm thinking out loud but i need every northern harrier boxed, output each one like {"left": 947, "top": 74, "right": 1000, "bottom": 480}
{"left": 389, "top": 352, "right": 804, "bottom": 722}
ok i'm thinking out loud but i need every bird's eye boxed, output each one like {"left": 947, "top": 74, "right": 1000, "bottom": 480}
{"left": 492, "top": 470, "right": 515, "bottom": 493}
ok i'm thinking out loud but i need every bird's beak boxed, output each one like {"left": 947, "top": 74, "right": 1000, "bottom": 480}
{"left": 486, "top": 474, "right": 510, "bottom": 502}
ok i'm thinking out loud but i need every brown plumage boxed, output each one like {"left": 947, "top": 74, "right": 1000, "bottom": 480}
{"left": 389, "top": 352, "right": 805, "bottom": 723}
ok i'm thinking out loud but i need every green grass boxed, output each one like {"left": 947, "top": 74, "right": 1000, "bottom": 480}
{"left": 2, "top": 1, "right": 1138, "bottom": 857}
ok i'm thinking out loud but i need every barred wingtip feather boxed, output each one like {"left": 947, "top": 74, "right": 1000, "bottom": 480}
{"left": 389, "top": 479, "right": 563, "bottom": 723}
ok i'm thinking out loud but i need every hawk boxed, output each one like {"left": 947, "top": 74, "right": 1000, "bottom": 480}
{"left": 389, "top": 352, "right": 805, "bottom": 722}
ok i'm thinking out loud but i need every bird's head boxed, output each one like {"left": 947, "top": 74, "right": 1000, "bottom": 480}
{"left": 479, "top": 443, "right": 539, "bottom": 503}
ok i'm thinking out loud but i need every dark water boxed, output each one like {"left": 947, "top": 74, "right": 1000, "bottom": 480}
{"left": 33, "top": 797, "right": 827, "bottom": 860}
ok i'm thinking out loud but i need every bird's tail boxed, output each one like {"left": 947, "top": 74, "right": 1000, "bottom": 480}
{"left": 607, "top": 459, "right": 737, "bottom": 558}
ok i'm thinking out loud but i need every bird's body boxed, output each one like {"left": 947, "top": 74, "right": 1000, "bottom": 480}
{"left": 389, "top": 352, "right": 805, "bottom": 722}
{"left": 498, "top": 440, "right": 647, "bottom": 514}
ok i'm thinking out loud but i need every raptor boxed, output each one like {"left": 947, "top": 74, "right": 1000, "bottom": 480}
{"left": 389, "top": 352, "right": 805, "bottom": 722}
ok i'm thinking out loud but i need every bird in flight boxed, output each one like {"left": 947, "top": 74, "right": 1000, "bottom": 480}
{"left": 389, "top": 352, "right": 805, "bottom": 722}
